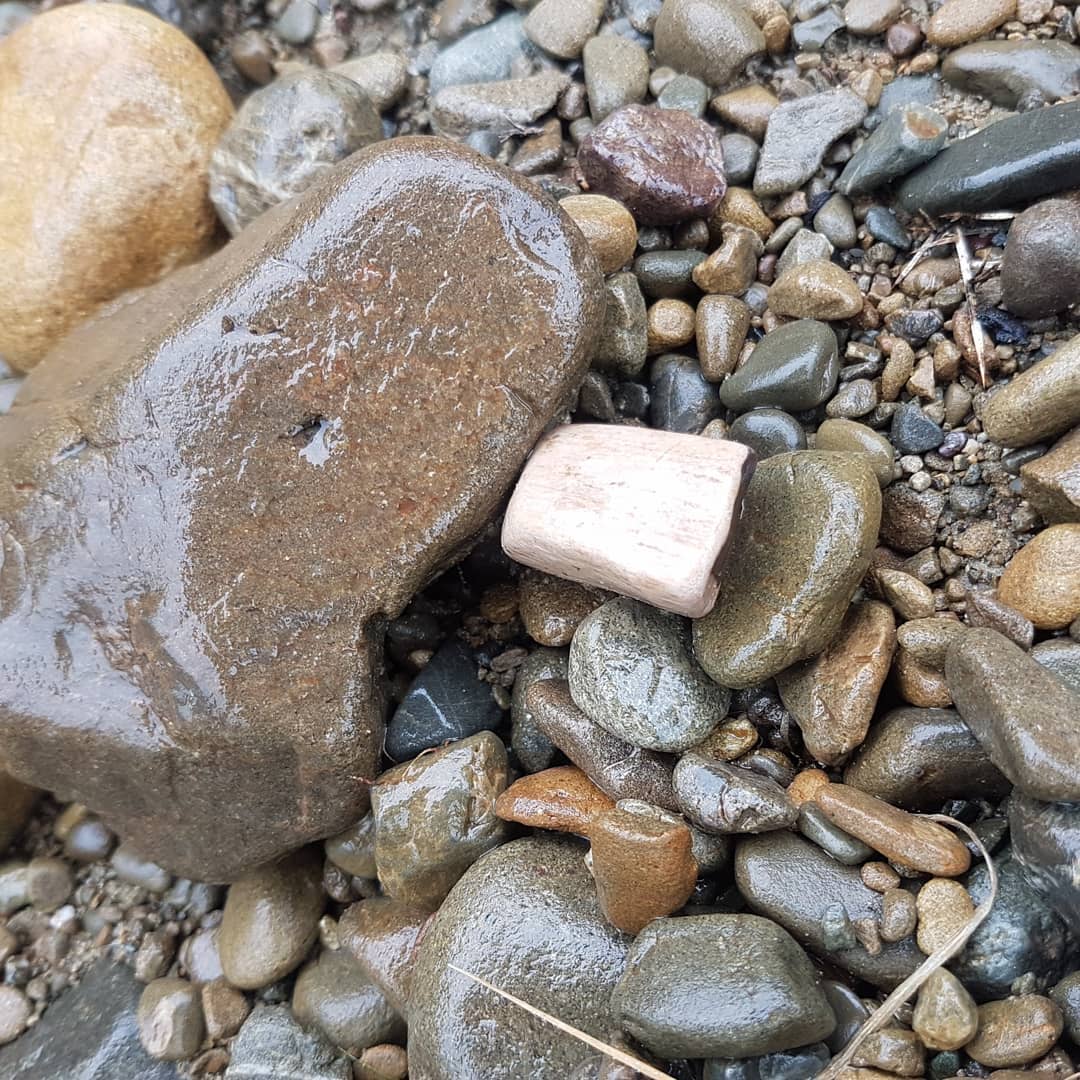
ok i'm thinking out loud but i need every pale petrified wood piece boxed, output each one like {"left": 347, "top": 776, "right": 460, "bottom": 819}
{"left": 501, "top": 424, "right": 755, "bottom": 618}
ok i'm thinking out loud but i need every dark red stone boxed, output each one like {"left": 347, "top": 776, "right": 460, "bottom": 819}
{"left": 578, "top": 104, "right": 727, "bottom": 226}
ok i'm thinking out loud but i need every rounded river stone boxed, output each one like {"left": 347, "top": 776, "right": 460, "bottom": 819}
{"left": 612, "top": 914, "right": 836, "bottom": 1060}
{"left": 408, "top": 836, "right": 630, "bottom": 1079}
{"left": 570, "top": 597, "right": 729, "bottom": 752}
{"left": 0, "top": 137, "right": 604, "bottom": 881}
{"left": 693, "top": 452, "right": 881, "bottom": 689}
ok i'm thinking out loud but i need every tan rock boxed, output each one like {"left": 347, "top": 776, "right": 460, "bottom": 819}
{"left": 518, "top": 571, "right": 607, "bottom": 647}
{"left": 589, "top": 805, "right": 697, "bottom": 933}
{"left": 776, "top": 600, "right": 896, "bottom": 765}
{"left": 692, "top": 224, "right": 762, "bottom": 295}
{"left": 0, "top": 5, "right": 233, "bottom": 371}
{"left": 1021, "top": 428, "right": 1080, "bottom": 523}
{"left": 877, "top": 568, "right": 935, "bottom": 620}
{"left": 696, "top": 295, "right": 752, "bottom": 380}
{"left": 647, "top": 299, "right": 696, "bottom": 353}
{"left": 913, "top": 968, "right": 978, "bottom": 1051}
{"left": 879, "top": 887, "right": 917, "bottom": 943}
{"left": 860, "top": 861, "right": 900, "bottom": 892}
{"left": 997, "top": 524, "right": 1080, "bottom": 629}
{"left": 915, "top": 877, "right": 974, "bottom": 955}
{"left": 694, "top": 716, "right": 759, "bottom": 761}
{"left": 711, "top": 187, "right": 775, "bottom": 242}
{"left": 894, "top": 647, "right": 953, "bottom": 707}
{"left": 895, "top": 617, "right": 965, "bottom": 669}
{"left": 769, "top": 260, "right": 863, "bottom": 320}
{"left": 494, "top": 765, "right": 615, "bottom": 837}
{"left": 927, "top": 0, "right": 1016, "bottom": 47}
{"left": 812, "top": 782, "right": 971, "bottom": 876}
{"left": 709, "top": 85, "right": 778, "bottom": 140}
{"left": 787, "top": 768, "right": 831, "bottom": 808}
{"left": 966, "top": 996, "right": 1064, "bottom": 1068}
{"left": 850, "top": 1027, "right": 925, "bottom": 1077}
{"left": 560, "top": 194, "right": 638, "bottom": 274}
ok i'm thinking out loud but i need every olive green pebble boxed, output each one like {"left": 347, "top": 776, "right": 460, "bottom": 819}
{"left": 815, "top": 418, "right": 895, "bottom": 487}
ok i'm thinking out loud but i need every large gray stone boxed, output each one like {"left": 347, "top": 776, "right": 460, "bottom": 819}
{"left": 0, "top": 959, "right": 179, "bottom": 1080}
{"left": 408, "top": 836, "right": 630, "bottom": 1080}
{"left": 612, "top": 915, "right": 836, "bottom": 1059}
{"left": 428, "top": 13, "right": 533, "bottom": 94}
{"left": 836, "top": 105, "right": 947, "bottom": 196}
{"left": 942, "top": 41, "right": 1080, "bottom": 109}
{"left": 735, "top": 831, "right": 923, "bottom": 990}
{"left": 225, "top": 1006, "right": 350, "bottom": 1080}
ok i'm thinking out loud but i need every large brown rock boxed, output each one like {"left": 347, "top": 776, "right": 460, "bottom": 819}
{"left": 0, "top": 4, "right": 234, "bottom": 372}
{"left": 0, "top": 138, "right": 603, "bottom": 881}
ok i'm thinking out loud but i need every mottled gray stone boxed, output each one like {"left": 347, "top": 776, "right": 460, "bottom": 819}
{"left": 225, "top": 1006, "right": 351, "bottom": 1080}
{"left": 942, "top": 40, "right": 1080, "bottom": 109}
{"left": 837, "top": 105, "right": 947, "bottom": 196}
{"left": 428, "top": 13, "right": 533, "bottom": 94}
{"left": 653, "top": 0, "right": 765, "bottom": 87}
{"left": 510, "top": 647, "right": 568, "bottom": 773}
{"left": 755, "top": 90, "right": 868, "bottom": 197}
{"left": 674, "top": 754, "right": 797, "bottom": 834}
{"left": 409, "top": 836, "right": 630, "bottom": 1080}
{"left": 432, "top": 71, "right": 568, "bottom": 137}
{"left": 570, "top": 598, "right": 728, "bottom": 752}
{"left": 583, "top": 35, "right": 649, "bottom": 122}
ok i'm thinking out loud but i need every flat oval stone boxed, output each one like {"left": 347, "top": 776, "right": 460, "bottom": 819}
{"left": 0, "top": 137, "right": 603, "bottom": 882}
{"left": 896, "top": 101, "right": 1080, "bottom": 216}
{"left": 942, "top": 41, "right": 1080, "bottom": 110}
{"left": 0, "top": 4, "right": 234, "bottom": 370}
{"left": 693, "top": 452, "right": 881, "bottom": 688}
{"left": 408, "top": 836, "right": 630, "bottom": 1080}
{"left": 843, "top": 707, "right": 1010, "bottom": 809}
{"left": 735, "top": 830, "right": 923, "bottom": 990}
{"left": 578, "top": 104, "right": 727, "bottom": 226}
{"left": 946, "top": 628, "right": 1080, "bottom": 802}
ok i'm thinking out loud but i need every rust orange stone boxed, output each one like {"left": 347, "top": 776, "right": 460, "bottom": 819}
{"left": 494, "top": 765, "right": 615, "bottom": 837}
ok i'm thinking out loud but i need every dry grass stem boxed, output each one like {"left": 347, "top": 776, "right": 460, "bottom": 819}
{"left": 448, "top": 963, "right": 675, "bottom": 1080}
{"left": 954, "top": 228, "right": 989, "bottom": 388}
{"left": 817, "top": 815, "right": 999, "bottom": 1080}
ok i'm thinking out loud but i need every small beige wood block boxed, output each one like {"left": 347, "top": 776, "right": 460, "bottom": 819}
{"left": 501, "top": 424, "right": 756, "bottom": 619}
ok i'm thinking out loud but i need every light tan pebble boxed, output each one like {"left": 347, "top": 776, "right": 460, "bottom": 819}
{"left": 518, "top": 570, "right": 607, "bottom": 647}
{"left": 997, "top": 524, "right": 1080, "bottom": 630}
{"left": 879, "top": 887, "right": 917, "bottom": 943}
{"left": 915, "top": 877, "right": 975, "bottom": 955}
{"left": 907, "top": 355, "right": 936, "bottom": 400}
{"left": 25, "top": 856, "right": 73, "bottom": 913}
{"left": 849, "top": 68, "right": 883, "bottom": 107}
{"left": 769, "top": 260, "right": 863, "bottom": 320}
{"left": 201, "top": 981, "right": 250, "bottom": 1042}
{"left": 913, "top": 968, "right": 979, "bottom": 1051}
{"left": 850, "top": 1026, "right": 926, "bottom": 1077}
{"left": 787, "top": 768, "right": 831, "bottom": 808}
{"left": 877, "top": 569, "right": 936, "bottom": 621}
{"left": 895, "top": 617, "right": 965, "bottom": 670}
{"left": 333, "top": 52, "right": 408, "bottom": 111}
{"left": 355, "top": 1043, "right": 409, "bottom": 1080}
{"left": 646, "top": 299, "right": 696, "bottom": 353}
{"left": 812, "top": 783, "right": 971, "bottom": 876}
{"left": 137, "top": 977, "right": 205, "bottom": 1062}
{"left": 696, "top": 295, "right": 752, "bottom": 380}
{"left": 966, "top": 996, "right": 1064, "bottom": 1068}
{"left": 881, "top": 339, "right": 915, "bottom": 401}
{"left": 0, "top": 985, "right": 31, "bottom": 1046}
{"left": 907, "top": 50, "right": 940, "bottom": 73}
{"left": 560, "top": 194, "right": 637, "bottom": 274}
{"left": 692, "top": 223, "right": 762, "bottom": 295}
{"left": 860, "top": 861, "right": 900, "bottom": 893}
{"left": 927, "top": 0, "right": 1016, "bottom": 46}
{"left": 710, "top": 187, "right": 774, "bottom": 242}
{"left": 894, "top": 647, "right": 953, "bottom": 708}
{"left": 710, "top": 85, "right": 778, "bottom": 140}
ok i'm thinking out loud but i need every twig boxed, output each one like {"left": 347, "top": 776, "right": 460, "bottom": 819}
{"left": 449, "top": 964, "right": 675, "bottom": 1080}
{"left": 895, "top": 230, "right": 952, "bottom": 286}
{"left": 816, "top": 815, "right": 998, "bottom": 1080}
{"left": 955, "top": 228, "right": 989, "bottom": 389}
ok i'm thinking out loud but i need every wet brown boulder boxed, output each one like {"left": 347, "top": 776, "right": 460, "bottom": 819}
{"left": 0, "top": 137, "right": 603, "bottom": 882}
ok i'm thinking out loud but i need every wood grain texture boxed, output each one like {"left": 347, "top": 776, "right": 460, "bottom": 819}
{"left": 501, "top": 424, "right": 755, "bottom": 618}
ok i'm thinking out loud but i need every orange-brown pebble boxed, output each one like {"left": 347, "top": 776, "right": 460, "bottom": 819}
{"left": 812, "top": 783, "right": 971, "bottom": 877}
{"left": 518, "top": 570, "right": 607, "bottom": 647}
{"left": 559, "top": 194, "right": 638, "bottom": 274}
{"left": 494, "top": 765, "right": 614, "bottom": 837}
{"left": 894, "top": 647, "right": 953, "bottom": 708}
{"left": 646, "top": 298, "right": 696, "bottom": 353}
{"left": 787, "top": 768, "right": 831, "bottom": 808}
{"left": 589, "top": 806, "right": 697, "bottom": 933}
{"left": 355, "top": 1043, "right": 409, "bottom": 1080}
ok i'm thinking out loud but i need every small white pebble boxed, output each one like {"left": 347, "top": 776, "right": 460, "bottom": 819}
{"left": 910, "top": 471, "right": 932, "bottom": 492}
{"left": 899, "top": 455, "right": 923, "bottom": 475}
